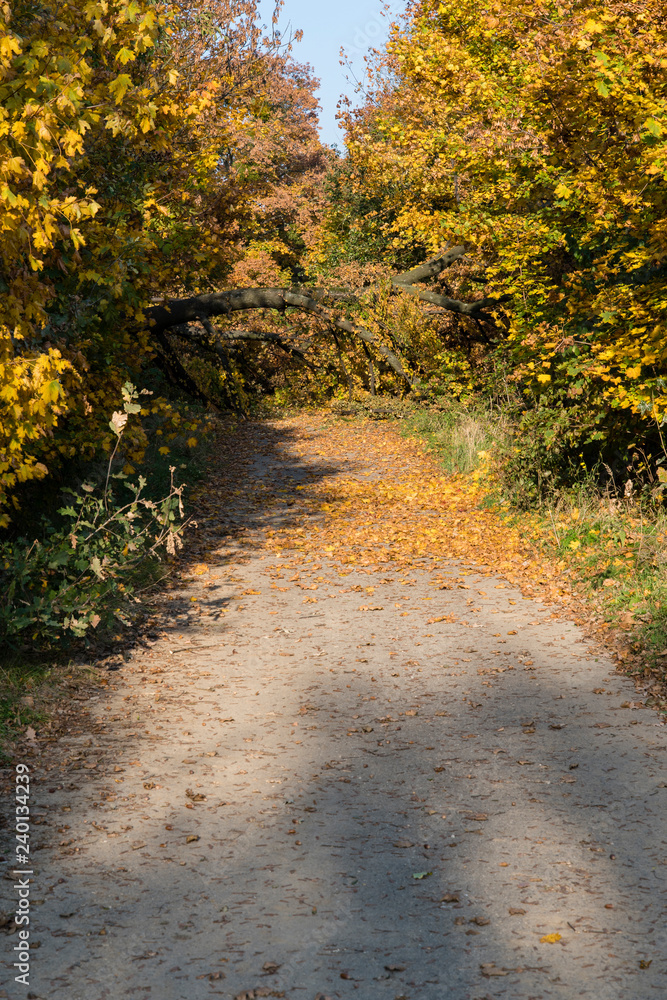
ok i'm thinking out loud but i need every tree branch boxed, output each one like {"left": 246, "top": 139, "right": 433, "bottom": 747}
{"left": 395, "top": 282, "right": 501, "bottom": 316}
{"left": 392, "top": 245, "right": 466, "bottom": 285}
{"left": 147, "top": 288, "right": 415, "bottom": 387}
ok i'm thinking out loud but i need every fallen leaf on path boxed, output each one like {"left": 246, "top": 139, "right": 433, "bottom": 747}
{"left": 393, "top": 840, "right": 414, "bottom": 848}
{"left": 480, "top": 964, "right": 515, "bottom": 977}
{"left": 440, "top": 893, "right": 460, "bottom": 903}
{"left": 186, "top": 788, "right": 207, "bottom": 802}
{"left": 540, "top": 932, "right": 562, "bottom": 943}
{"left": 186, "top": 834, "right": 200, "bottom": 844}
{"left": 412, "top": 871, "right": 432, "bottom": 879}
{"left": 508, "top": 907, "right": 526, "bottom": 915}
{"left": 385, "top": 963, "right": 406, "bottom": 972}
{"left": 261, "top": 961, "right": 281, "bottom": 974}
{"left": 0, "top": 913, "right": 17, "bottom": 934}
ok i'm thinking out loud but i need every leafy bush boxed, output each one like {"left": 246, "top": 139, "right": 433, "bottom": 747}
{"left": 0, "top": 385, "right": 186, "bottom": 647}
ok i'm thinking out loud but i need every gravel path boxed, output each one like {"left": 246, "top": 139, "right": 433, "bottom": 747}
{"left": 2, "top": 417, "right": 666, "bottom": 1000}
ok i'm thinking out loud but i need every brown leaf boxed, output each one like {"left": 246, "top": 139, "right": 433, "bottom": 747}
{"left": 0, "top": 912, "right": 17, "bottom": 934}
{"left": 471, "top": 915, "right": 491, "bottom": 926}
{"left": 480, "top": 963, "right": 514, "bottom": 977}
{"left": 440, "top": 893, "right": 460, "bottom": 903}
{"left": 186, "top": 788, "right": 207, "bottom": 802}
{"left": 262, "top": 961, "right": 281, "bottom": 974}
{"left": 186, "top": 834, "right": 200, "bottom": 844}
{"left": 393, "top": 840, "right": 414, "bottom": 849}
{"left": 508, "top": 907, "right": 526, "bottom": 915}
{"left": 385, "top": 963, "right": 406, "bottom": 971}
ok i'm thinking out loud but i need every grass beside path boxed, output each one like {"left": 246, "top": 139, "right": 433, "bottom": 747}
{"left": 400, "top": 406, "right": 667, "bottom": 717}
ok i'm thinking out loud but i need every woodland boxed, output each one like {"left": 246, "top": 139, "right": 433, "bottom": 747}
{"left": 1, "top": 0, "right": 667, "bottom": 650}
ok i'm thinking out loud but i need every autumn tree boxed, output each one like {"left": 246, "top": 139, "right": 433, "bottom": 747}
{"left": 334, "top": 0, "right": 667, "bottom": 484}
{"left": 0, "top": 0, "right": 335, "bottom": 523}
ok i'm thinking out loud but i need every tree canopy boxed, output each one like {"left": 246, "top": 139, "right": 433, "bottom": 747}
{"left": 3, "top": 0, "right": 667, "bottom": 526}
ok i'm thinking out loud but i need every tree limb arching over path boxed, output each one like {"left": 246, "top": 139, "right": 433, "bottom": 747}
{"left": 8, "top": 415, "right": 666, "bottom": 1000}
{"left": 145, "top": 246, "right": 504, "bottom": 395}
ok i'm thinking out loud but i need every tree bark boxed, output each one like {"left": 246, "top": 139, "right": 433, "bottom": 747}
{"left": 144, "top": 247, "right": 501, "bottom": 394}
{"left": 147, "top": 287, "right": 415, "bottom": 387}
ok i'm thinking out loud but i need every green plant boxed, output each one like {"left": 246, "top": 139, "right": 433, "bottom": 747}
{"left": 402, "top": 404, "right": 500, "bottom": 475}
{"left": 0, "top": 385, "right": 186, "bottom": 647}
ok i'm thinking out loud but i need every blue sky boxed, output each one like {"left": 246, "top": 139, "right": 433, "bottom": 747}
{"left": 258, "top": 1, "right": 401, "bottom": 149}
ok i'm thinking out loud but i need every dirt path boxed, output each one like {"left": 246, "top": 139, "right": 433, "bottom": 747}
{"left": 2, "top": 415, "right": 666, "bottom": 1000}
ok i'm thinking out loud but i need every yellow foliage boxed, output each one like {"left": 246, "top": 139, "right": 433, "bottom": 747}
{"left": 340, "top": 0, "right": 667, "bottom": 422}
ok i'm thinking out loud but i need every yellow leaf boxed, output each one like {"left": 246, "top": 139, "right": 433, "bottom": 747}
{"left": 109, "top": 74, "right": 133, "bottom": 104}
{"left": 540, "top": 933, "right": 562, "bottom": 944}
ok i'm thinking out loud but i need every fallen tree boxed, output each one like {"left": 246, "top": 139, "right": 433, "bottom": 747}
{"left": 145, "top": 245, "right": 503, "bottom": 404}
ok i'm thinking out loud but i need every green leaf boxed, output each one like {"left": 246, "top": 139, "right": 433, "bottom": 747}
{"left": 645, "top": 118, "right": 663, "bottom": 138}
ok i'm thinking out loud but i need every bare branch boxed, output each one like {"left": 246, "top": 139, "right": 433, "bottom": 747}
{"left": 392, "top": 245, "right": 466, "bottom": 286}
{"left": 147, "top": 288, "right": 415, "bottom": 387}
{"left": 394, "top": 283, "right": 498, "bottom": 316}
